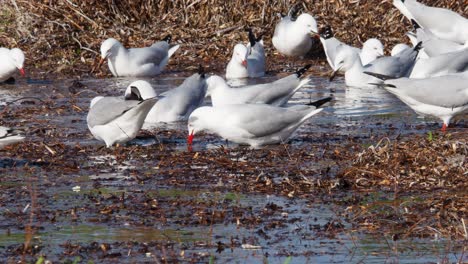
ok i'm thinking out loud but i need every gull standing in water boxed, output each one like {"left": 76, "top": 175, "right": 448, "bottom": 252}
{"left": 87, "top": 88, "right": 157, "bottom": 147}
{"left": 365, "top": 71, "right": 468, "bottom": 132}
{"left": 187, "top": 103, "right": 328, "bottom": 148}
{"left": 331, "top": 43, "right": 421, "bottom": 87}
{"left": 98, "top": 36, "right": 180, "bottom": 77}
{"left": 0, "top": 47, "right": 25, "bottom": 83}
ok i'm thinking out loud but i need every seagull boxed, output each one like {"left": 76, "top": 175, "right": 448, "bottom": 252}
{"left": 331, "top": 43, "right": 421, "bottom": 87}
{"left": 393, "top": 0, "right": 468, "bottom": 45}
{"left": 365, "top": 71, "right": 468, "bottom": 132}
{"left": 0, "top": 48, "right": 25, "bottom": 82}
{"left": 409, "top": 49, "right": 468, "bottom": 79}
{"left": 187, "top": 103, "right": 328, "bottom": 148}
{"left": 360, "top": 38, "right": 385, "bottom": 66}
{"left": 0, "top": 126, "right": 24, "bottom": 148}
{"left": 125, "top": 68, "right": 207, "bottom": 124}
{"left": 272, "top": 5, "right": 318, "bottom": 58}
{"left": 87, "top": 89, "right": 157, "bottom": 147}
{"left": 246, "top": 28, "right": 266, "bottom": 78}
{"left": 98, "top": 36, "right": 180, "bottom": 77}
{"left": 207, "top": 65, "right": 312, "bottom": 107}
{"left": 226, "top": 44, "right": 249, "bottom": 79}
{"left": 319, "top": 26, "right": 384, "bottom": 70}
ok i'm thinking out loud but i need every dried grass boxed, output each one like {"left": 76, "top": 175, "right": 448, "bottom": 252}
{"left": 0, "top": 0, "right": 466, "bottom": 76}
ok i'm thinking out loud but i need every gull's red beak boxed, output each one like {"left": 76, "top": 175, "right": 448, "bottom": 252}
{"left": 19, "top": 68, "right": 25, "bottom": 76}
{"left": 241, "top": 60, "right": 247, "bottom": 67}
{"left": 187, "top": 129, "right": 194, "bottom": 145}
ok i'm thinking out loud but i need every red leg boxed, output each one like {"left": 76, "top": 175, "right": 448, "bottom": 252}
{"left": 441, "top": 123, "right": 447, "bottom": 132}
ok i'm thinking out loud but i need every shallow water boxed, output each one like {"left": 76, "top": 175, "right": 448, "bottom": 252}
{"left": 0, "top": 72, "right": 466, "bottom": 263}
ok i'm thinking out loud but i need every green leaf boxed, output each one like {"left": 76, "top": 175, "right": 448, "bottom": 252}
{"left": 283, "top": 256, "right": 292, "bottom": 264}
{"left": 36, "top": 256, "right": 45, "bottom": 264}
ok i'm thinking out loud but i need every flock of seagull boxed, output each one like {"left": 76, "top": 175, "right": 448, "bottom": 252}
{"left": 0, "top": 0, "right": 467, "bottom": 149}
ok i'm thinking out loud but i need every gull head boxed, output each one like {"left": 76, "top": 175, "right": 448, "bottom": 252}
{"left": 187, "top": 107, "right": 211, "bottom": 146}
{"left": 333, "top": 45, "right": 360, "bottom": 74}
{"left": 9, "top": 48, "right": 25, "bottom": 76}
{"left": 296, "top": 13, "right": 318, "bottom": 34}
{"left": 205, "top": 75, "right": 227, "bottom": 97}
{"left": 363, "top": 38, "right": 384, "bottom": 57}
{"left": 231, "top": 44, "right": 248, "bottom": 68}
{"left": 100, "top": 38, "right": 121, "bottom": 60}
{"left": 124, "top": 80, "right": 157, "bottom": 100}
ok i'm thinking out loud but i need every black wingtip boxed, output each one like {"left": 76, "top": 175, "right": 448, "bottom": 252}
{"left": 320, "top": 25, "right": 334, "bottom": 39}
{"left": 413, "top": 41, "right": 423, "bottom": 52}
{"left": 296, "top": 64, "right": 312, "bottom": 77}
{"left": 363, "top": 71, "right": 396, "bottom": 81}
{"left": 162, "top": 35, "right": 172, "bottom": 43}
{"left": 288, "top": 3, "right": 301, "bottom": 20}
{"left": 246, "top": 28, "right": 256, "bottom": 48}
{"left": 125, "top": 86, "right": 143, "bottom": 101}
{"left": 411, "top": 19, "right": 420, "bottom": 30}
{"left": 198, "top": 64, "right": 205, "bottom": 78}
{"left": 306, "top": 97, "right": 333, "bottom": 108}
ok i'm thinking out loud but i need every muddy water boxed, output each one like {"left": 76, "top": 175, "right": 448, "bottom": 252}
{"left": 0, "top": 72, "right": 465, "bottom": 263}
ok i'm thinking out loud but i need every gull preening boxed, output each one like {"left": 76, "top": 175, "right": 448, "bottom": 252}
{"left": 226, "top": 44, "right": 249, "bottom": 79}
{"left": 125, "top": 69, "right": 207, "bottom": 124}
{"left": 0, "top": 48, "right": 25, "bottom": 82}
{"left": 272, "top": 5, "right": 318, "bottom": 57}
{"left": 207, "top": 65, "right": 312, "bottom": 107}
{"left": 187, "top": 103, "right": 328, "bottom": 148}
{"left": 0, "top": 126, "right": 25, "bottom": 148}
{"left": 99, "top": 36, "right": 180, "bottom": 77}
{"left": 87, "top": 89, "right": 157, "bottom": 147}
{"left": 366, "top": 71, "right": 468, "bottom": 131}
{"left": 393, "top": 0, "right": 468, "bottom": 45}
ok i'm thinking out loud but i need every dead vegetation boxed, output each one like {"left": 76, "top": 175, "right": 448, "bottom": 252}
{"left": 1, "top": 0, "right": 467, "bottom": 77}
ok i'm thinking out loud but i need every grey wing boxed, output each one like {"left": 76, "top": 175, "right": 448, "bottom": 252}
{"left": 227, "top": 105, "right": 304, "bottom": 137}
{"left": 248, "top": 75, "right": 300, "bottom": 105}
{"left": 168, "top": 75, "right": 207, "bottom": 116}
{"left": 366, "top": 53, "right": 416, "bottom": 78}
{"left": 388, "top": 77, "right": 468, "bottom": 108}
{"left": 87, "top": 97, "right": 140, "bottom": 127}
{"left": 407, "top": 2, "right": 466, "bottom": 39}
{"left": 129, "top": 42, "right": 169, "bottom": 66}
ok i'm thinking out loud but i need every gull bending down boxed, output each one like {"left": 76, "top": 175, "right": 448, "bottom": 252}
{"left": 87, "top": 89, "right": 157, "bottom": 147}
{"left": 187, "top": 103, "right": 328, "bottom": 148}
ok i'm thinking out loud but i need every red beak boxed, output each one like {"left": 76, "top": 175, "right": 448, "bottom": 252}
{"left": 241, "top": 60, "right": 247, "bottom": 67}
{"left": 187, "top": 130, "right": 194, "bottom": 145}
{"left": 19, "top": 68, "right": 25, "bottom": 76}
